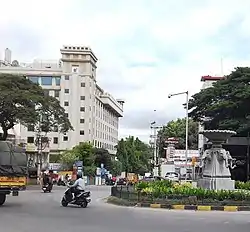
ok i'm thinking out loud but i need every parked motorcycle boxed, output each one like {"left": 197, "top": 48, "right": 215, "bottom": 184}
{"left": 61, "top": 187, "right": 91, "bottom": 208}
{"left": 42, "top": 183, "right": 53, "bottom": 193}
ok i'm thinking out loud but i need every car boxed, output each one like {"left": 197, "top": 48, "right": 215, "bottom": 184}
{"left": 165, "top": 172, "right": 180, "bottom": 182}
{"left": 141, "top": 176, "right": 165, "bottom": 182}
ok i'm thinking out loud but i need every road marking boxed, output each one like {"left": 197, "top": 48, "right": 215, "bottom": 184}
{"left": 150, "top": 204, "right": 161, "bottom": 208}
{"left": 224, "top": 206, "right": 238, "bottom": 212}
{"left": 172, "top": 205, "right": 185, "bottom": 210}
{"left": 197, "top": 205, "right": 211, "bottom": 211}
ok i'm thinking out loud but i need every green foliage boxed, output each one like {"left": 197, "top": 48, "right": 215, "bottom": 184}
{"left": 188, "top": 67, "right": 250, "bottom": 135}
{"left": 136, "top": 179, "right": 173, "bottom": 190}
{"left": 93, "top": 148, "right": 112, "bottom": 170}
{"left": 235, "top": 181, "right": 250, "bottom": 190}
{"left": 59, "top": 150, "right": 78, "bottom": 170}
{"left": 83, "top": 165, "right": 96, "bottom": 177}
{"left": 59, "top": 142, "right": 114, "bottom": 176}
{"left": 157, "top": 118, "right": 198, "bottom": 157}
{"left": 72, "top": 142, "right": 95, "bottom": 166}
{"left": 136, "top": 181, "right": 250, "bottom": 201}
{"left": 0, "top": 74, "right": 73, "bottom": 140}
{"left": 116, "top": 136, "right": 152, "bottom": 175}
{"left": 110, "top": 160, "right": 122, "bottom": 176}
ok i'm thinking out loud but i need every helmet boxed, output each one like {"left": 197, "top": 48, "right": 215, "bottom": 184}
{"left": 77, "top": 173, "right": 82, "bottom": 179}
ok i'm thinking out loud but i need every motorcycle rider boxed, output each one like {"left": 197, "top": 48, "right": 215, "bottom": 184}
{"left": 70, "top": 173, "right": 85, "bottom": 200}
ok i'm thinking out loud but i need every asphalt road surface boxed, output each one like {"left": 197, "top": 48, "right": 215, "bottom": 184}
{"left": 1, "top": 186, "right": 250, "bottom": 232}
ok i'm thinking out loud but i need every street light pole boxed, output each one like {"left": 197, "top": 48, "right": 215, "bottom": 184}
{"left": 168, "top": 91, "right": 189, "bottom": 180}
{"left": 185, "top": 91, "right": 189, "bottom": 179}
{"left": 150, "top": 121, "right": 162, "bottom": 176}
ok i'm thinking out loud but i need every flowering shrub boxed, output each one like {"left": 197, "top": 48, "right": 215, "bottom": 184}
{"left": 235, "top": 181, "right": 250, "bottom": 190}
{"left": 136, "top": 180, "right": 250, "bottom": 201}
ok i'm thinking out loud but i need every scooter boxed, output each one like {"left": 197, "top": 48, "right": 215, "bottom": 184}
{"left": 42, "top": 183, "right": 53, "bottom": 193}
{"left": 61, "top": 187, "right": 91, "bottom": 208}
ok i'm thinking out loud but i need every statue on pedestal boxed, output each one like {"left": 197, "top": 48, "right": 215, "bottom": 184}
{"left": 198, "top": 130, "right": 236, "bottom": 190}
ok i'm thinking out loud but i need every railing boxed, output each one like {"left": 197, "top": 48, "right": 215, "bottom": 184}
{"left": 110, "top": 185, "right": 250, "bottom": 206}
{"left": 111, "top": 185, "right": 140, "bottom": 202}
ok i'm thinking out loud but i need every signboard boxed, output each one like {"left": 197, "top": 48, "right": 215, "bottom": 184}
{"left": 74, "top": 161, "right": 83, "bottom": 167}
{"left": 48, "top": 163, "right": 62, "bottom": 170}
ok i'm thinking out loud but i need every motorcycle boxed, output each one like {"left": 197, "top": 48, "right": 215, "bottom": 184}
{"left": 61, "top": 187, "right": 91, "bottom": 208}
{"left": 42, "top": 183, "right": 53, "bottom": 193}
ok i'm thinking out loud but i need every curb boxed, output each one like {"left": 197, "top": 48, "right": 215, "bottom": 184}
{"left": 137, "top": 203, "right": 250, "bottom": 212}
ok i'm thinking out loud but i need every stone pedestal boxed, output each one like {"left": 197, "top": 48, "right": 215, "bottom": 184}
{"left": 198, "top": 178, "right": 235, "bottom": 190}
{"left": 198, "top": 130, "right": 236, "bottom": 190}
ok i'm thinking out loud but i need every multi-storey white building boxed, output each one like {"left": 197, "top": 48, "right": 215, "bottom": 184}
{"left": 0, "top": 47, "right": 124, "bottom": 163}
{"left": 198, "top": 75, "right": 223, "bottom": 150}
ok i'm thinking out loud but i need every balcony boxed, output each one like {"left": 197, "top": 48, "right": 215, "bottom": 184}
{"left": 99, "top": 93, "right": 123, "bottom": 117}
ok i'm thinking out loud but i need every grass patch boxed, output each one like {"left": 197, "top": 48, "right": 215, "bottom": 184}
{"left": 107, "top": 196, "right": 137, "bottom": 207}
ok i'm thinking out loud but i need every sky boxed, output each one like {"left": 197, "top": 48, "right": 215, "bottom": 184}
{"left": 1, "top": 0, "right": 250, "bottom": 142}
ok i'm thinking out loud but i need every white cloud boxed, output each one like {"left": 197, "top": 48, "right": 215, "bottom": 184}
{"left": 1, "top": 0, "right": 250, "bottom": 142}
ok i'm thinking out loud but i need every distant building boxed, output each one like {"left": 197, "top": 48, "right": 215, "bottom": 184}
{"left": 0, "top": 46, "right": 124, "bottom": 167}
{"left": 198, "top": 75, "right": 224, "bottom": 150}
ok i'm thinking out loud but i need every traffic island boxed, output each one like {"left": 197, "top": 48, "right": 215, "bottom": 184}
{"left": 107, "top": 196, "right": 250, "bottom": 211}
{"left": 110, "top": 181, "right": 250, "bottom": 212}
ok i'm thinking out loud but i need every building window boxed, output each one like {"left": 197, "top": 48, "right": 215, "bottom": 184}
{"left": 89, "top": 106, "right": 91, "bottom": 111}
{"left": 27, "top": 137, "right": 34, "bottom": 143}
{"left": 55, "top": 77, "right": 61, "bottom": 86}
{"left": 80, "top": 107, "right": 85, "bottom": 112}
{"left": 80, "top": 130, "right": 84, "bottom": 135}
{"left": 80, "top": 96, "right": 85, "bottom": 100}
{"left": 81, "top": 82, "right": 85, "bottom": 87}
{"left": 65, "top": 75, "right": 70, "bottom": 80}
{"left": 80, "top": 119, "right": 85, "bottom": 123}
{"left": 41, "top": 76, "right": 52, "bottom": 85}
{"left": 27, "top": 125, "right": 34, "bottom": 131}
{"left": 72, "top": 65, "right": 79, "bottom": 73}
{"left": 65, "top": 89, "right": 69, "bottom": 94}
{"left": 53, "top": 137, "right": 58, "bottom": 144}
{"left": 54, "top": 90, "right": 60, "bottom": 98}
{"left": 28, "top": 76, "right": 39, "bottom": 84}
{"left": 64, "top": 101, "right": 69, "bottom": 106}
{"left": 63, "top": 136, "right": 68, "bottom": 141}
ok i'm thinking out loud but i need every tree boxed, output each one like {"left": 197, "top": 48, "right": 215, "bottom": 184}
{"left": 93, "top": 148, "right": 112, "bottom": 170}
{"left": 72, "top": 142, "right": 95, "bottom": 167}
{"left": 116, "top": 136, "right": 151, "bottom": 175}
{"left": 188, "top": 67, "right": 250, "bottom": 135}
{"left": 110, "top": 160, "right": 122, "bottom": 176}
{"left": 0, "top": 74, "right": 73, "bottom": 140}
{"left": 157, "top": 118, "right": 199, "bottom": 157}
{"left": 59, "top": 150, "right": 78, "bottom": 170}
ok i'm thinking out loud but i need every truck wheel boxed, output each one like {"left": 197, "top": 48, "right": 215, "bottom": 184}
{"left": 0, "top": 194, "right": 6, "bottom": 206}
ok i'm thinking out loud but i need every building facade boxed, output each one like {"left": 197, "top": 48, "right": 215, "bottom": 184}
{"left": 0, "top": 46, "right": 124, "bottom": 162}
{"left": 198, "top": 75, "right": 224, "bottom": 150}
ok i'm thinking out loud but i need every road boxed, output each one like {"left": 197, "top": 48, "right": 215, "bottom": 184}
{"left": 1, "top": 186, "right": 250, "bottom": 232}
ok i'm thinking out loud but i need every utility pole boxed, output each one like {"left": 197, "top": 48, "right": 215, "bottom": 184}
{"left": 168, "top": 91, "right": 189, "bottom": 180}
{"left": 150, "top": 122, "right": 162, "bottom": 176}
{"left": 247, "top": 132, "right": 250, "bottom": 181}
{"left": 35, "top": 114, "right": 50, "bottom": 185}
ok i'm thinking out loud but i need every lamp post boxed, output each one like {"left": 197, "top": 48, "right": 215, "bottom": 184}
{"left": 168, "top": 91, "right": 189, "bottom": 180}
{"left": 150, "top": 121, "right": 163, "bottom": 176}
{"left": 35, "top": 114, "right": 50, "bottom": 185}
